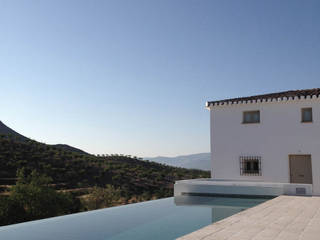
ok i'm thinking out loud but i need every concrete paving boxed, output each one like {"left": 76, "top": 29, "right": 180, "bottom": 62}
{"left": 177, "top": 195, "right": 320, "bottom": 240}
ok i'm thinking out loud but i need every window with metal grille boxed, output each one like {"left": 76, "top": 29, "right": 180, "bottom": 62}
{"left": 240, "top": 156, "right": 261, "bottom": 176}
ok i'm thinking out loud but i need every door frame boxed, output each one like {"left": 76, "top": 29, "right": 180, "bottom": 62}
{"left": 288, "top": 154, "right": 313, "bottom": 184}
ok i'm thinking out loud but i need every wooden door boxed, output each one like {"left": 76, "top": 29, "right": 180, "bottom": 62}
{"left": 289, "top": 155, "right": 312, "bottom": 184}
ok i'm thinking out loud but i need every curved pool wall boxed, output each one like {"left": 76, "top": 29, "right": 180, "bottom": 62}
{"left": 174, "top": 179, "right": 313, "bottom": 197}
{"left": 0, "top": 196, "right": 268, "bottom": 240}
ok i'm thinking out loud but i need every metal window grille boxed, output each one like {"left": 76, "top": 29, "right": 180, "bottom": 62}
{"left": 240, "top": 156, "right": 262, "bottom": 176}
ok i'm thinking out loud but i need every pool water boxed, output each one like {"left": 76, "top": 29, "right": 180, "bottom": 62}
{"left": 0, "top": 196, "right": 268, "bottom": 240}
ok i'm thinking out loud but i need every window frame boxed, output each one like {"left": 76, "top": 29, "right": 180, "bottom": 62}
{"left": 301, "top": 108, "right": 313, "bottom": 123}
{"left": 242, "top": 110, "right": 260, "bottom": 124}
{"left": 240, "top": 156, "right": 262, "bottom": 176}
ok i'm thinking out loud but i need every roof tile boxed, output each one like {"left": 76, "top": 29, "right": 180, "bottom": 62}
{"left": 207, "top": 88, "right": 320, "bottom": 107}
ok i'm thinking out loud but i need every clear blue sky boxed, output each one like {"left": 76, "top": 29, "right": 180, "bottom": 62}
{"left": 0, "top": 0, "right": 319, "bottom": 157}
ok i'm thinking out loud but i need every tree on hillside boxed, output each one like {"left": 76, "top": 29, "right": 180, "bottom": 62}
{"left": 0, "top": 197, "right": 27, "bottom": 226}
{"left": 0, "top": 168, "right": 80, "bottom": 226}
{"left": 85, "top": 184, "right": 121, "bottom": 210}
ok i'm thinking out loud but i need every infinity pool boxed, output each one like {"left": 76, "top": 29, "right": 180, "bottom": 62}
{"left": 0, "top": 196, "right": 268, "bottom": 240}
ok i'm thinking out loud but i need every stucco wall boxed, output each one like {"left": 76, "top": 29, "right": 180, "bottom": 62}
{"left": 209, "top": 98, "right": 320, "bottom": 195}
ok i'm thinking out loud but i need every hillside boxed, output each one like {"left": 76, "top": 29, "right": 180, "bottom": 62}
{"left": 0, "top": 121, "right": 209, "bottom": 226}
{"left": 52, "top": 144, "right": 89, "bottom": 155}
{"left": 146, "top": 153, "right": 211, "bottom": 170}
{"left": 0, "top": 121, "right": 89, "bottom": 155}
{"left": 0, "top": 121, "right": 28, "bottom": 141}
{"left": 0, "top": 134, "right": 209, "bottom": 197}
{"left": 0, "top": 120, "right": 210, "bottom": 198}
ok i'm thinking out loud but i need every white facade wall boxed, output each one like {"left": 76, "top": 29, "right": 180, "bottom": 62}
{"left": 209, "top": 97, "right": 320, "bottom": 195}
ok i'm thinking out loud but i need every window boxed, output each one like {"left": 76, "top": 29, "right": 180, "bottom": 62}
{"left": 240, "top": 156, "right": 261, "bottom": 176}
{"left": 243, "top": 111, "right": 260, "bottom": 124}
{"left": 301, "top": 108, "right": 313, "bottom": 123}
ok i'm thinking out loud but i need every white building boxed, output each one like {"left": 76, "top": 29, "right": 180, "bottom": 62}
{"left": 175, "top": 89, "right": 320, "bottom": 197}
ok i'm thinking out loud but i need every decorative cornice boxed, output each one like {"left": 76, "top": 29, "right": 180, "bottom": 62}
{"left": 206, "top": 88, "right": 320, "bottom": 108}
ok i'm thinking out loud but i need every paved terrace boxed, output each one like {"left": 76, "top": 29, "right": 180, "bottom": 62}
{"left": 177, "top": 195, "right": 320, "bottom": 240}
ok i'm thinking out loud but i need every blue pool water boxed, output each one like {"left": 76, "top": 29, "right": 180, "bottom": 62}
{"left": 0, "top": 196, "right": 268, "bottom": 240}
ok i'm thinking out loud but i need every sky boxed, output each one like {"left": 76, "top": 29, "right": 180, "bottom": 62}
{"left": 0, "top": 0, "right": 319, "bottom": 157}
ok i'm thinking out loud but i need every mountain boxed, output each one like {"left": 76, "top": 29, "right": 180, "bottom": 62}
{"left": 0, "top": 120, "right": 210, "bottom": 226}
{"left": 146, "top": 153, "right": 211, "bottom": 170}
{"left": 0, "top": 121, "right": 28, "bottom": 141}
{"left": 51, "top": 144, "right": 89, "bottom": 155}
{"left": 0, "top": 120, "right": 209, "bottom": 194}
{"left": 0, "top": 121, "right": 89, "bottom": 155}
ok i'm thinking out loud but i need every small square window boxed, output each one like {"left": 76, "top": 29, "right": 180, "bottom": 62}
{"left": 240, "top": 156, "right": 261, "bottom": 176}
{"left": 301, "top": 108, "right": 312, "bottom": 123}
{"left": 243, "top": 111, "right": 260, "bottom": 124}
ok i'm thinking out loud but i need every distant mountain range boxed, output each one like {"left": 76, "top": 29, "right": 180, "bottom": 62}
{"left": 0, "top": 120, "right": 89, "bottom": 155}
{"left": 146, "top": 153, "right": 211, "bottom": 170}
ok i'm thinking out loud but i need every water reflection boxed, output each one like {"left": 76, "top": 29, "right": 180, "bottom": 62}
{"left": 174, "top": 195, "right": 267, "bottom": 223}
{"left": 0, "top": 196, "right": 268, "bottom": 240}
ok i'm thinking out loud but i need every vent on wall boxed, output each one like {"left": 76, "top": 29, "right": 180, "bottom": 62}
{"left": 296, "top": 187, "right": 306, "bottom": 195}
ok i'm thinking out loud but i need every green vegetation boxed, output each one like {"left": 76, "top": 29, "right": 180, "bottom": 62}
{"left": 0, "top": 134, "right": 209, "bottom": 226}
{"left": 0, "top": 168, "right": 79, "bottom": 226}
{"left": 83, "top": 185, "right": 121, "bottom": 210}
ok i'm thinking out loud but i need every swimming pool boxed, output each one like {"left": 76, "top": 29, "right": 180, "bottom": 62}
{"left": 0, "top": 196, "right": 268, "bottom": 240}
